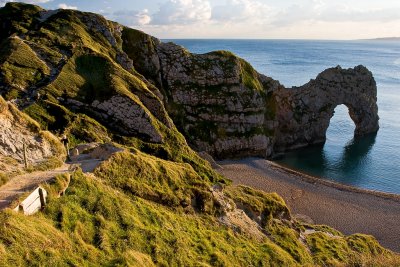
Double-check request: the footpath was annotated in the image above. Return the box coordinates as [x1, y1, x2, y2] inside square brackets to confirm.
[0, 151, 105, 210]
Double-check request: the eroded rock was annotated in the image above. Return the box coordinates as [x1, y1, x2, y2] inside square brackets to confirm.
[156, 47, 379, 157]
[273, 65, 379, 153]
[0, 97, 64, 166]
[91, 95, 163, 143]
[122, 31, 378, 158]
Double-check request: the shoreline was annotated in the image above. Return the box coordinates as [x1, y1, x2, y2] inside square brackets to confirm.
[268, 160, 400, 202]
[217, 157, 400, 252]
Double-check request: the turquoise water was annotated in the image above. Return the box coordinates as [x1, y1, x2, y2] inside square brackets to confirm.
[167, 39, 400, 194]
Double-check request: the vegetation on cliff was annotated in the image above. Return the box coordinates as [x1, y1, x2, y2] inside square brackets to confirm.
[0, 3, 397, 266]
[2, 155, 399, 266]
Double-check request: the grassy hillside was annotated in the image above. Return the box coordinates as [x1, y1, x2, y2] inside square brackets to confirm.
[2, 153, 399, 266]
[0, 3, 399, 266]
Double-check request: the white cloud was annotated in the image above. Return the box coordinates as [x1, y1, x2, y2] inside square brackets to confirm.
[319, 6, 400, 23]
[113, 9, 151, 26]
[130, 0, 270, 27]
[58, 3, 77, 10]
[212, 0, 271, 24]
[271, 0, 324, 27]
[272, 0, 400, 27]
[151, 0, 212, 25]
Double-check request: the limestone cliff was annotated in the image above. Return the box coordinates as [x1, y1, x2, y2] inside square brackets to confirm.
[123, 32, 379, 158]
[0, 3, 172, 145]
[0, 96, 64, 176]
[0, 2, 379, 161]
[273, 65, 379, 153]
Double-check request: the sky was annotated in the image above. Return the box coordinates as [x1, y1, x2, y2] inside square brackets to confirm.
[1, 0, 400, 39]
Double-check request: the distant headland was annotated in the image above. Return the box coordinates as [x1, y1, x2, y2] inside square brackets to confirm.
[367, 37, 400, 41]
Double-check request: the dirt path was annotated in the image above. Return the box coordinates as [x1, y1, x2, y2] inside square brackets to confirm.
[0, 158, 104, 210]
[0, 164, 70, 210]
[218, 157, 400, 252]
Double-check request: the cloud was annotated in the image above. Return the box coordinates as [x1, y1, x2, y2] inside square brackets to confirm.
[212, 0, 271, 23]
[272, 0, 400, 27]
[130, 0, 273, 38]
[151, 0, 212, 25]
[271, 0, 324, 27]
[0, 0, 51, 7]
[58, 3, 77, 10]
[130, 0, 270, 26]
[113, 9, 151, 26]
[319, 5, 400, 23]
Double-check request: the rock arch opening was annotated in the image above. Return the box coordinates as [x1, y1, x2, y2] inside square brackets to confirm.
[322, 104, 377, 178]
[326, 104, 356, 146]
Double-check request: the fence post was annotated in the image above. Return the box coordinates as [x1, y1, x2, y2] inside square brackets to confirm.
[23, 142, 28, 169]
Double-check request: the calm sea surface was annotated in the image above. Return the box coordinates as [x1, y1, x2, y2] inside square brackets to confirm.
[166, 39, 400, 194]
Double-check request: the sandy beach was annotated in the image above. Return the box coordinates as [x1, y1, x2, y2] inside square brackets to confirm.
[217, 157, 400, 252]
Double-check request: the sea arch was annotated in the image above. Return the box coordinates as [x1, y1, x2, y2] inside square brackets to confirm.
[272, 65, 379, 154]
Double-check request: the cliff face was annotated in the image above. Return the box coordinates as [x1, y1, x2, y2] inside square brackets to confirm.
[121, 31, 280, 159]
[0, 3, 379, 159]
[0, 3, 172, 146]
[156, 43, 277, 158]
[123, 31, 379, 158]
[0, 96, 64, 178]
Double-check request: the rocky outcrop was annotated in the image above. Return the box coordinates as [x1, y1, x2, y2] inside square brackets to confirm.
[91, 96, 163, 143]
[0, 97, 64, 167]
[121, 36, 282, 158]
[0, 3, 379, 159]
[272, 65, 379, 153]
[122, 33, 379, 158]
[211, 185, 265, 241]
[63, 95, 164, 143]
[155, 44, 276, 158]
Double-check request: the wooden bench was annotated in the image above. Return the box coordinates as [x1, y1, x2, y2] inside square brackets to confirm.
[13, 187, 47, 215]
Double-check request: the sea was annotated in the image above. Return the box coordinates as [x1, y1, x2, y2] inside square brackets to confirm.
[166, 39, 400, 195]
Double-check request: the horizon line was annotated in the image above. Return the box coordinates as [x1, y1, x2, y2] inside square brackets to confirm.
[160, 37, 400, 41]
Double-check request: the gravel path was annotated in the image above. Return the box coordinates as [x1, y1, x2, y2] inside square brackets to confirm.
[0, 164, 70, 210]
[218, 157, 400, 252]
[0, 158, 103, 210]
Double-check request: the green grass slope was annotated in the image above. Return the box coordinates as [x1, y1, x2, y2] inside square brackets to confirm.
[0, 3, 399, 266]
[0, 2, 170, 144]
[2, 154, 399, 266]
